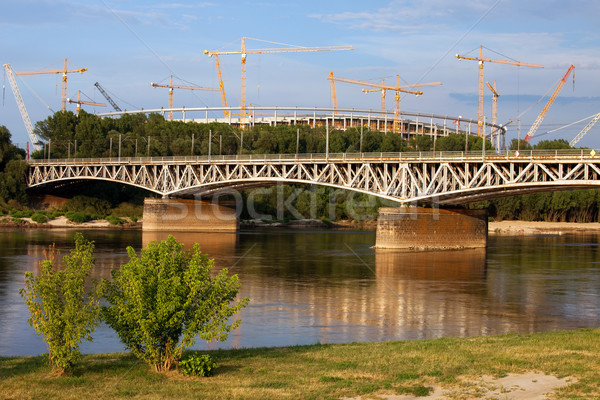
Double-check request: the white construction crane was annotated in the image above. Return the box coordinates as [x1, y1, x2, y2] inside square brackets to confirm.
[570, 113, 600, 146]
[3, 64, 42, 151]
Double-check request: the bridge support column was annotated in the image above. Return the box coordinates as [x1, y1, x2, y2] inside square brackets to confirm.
[375, 207, 487, 250]
[142, 198, 238, 232]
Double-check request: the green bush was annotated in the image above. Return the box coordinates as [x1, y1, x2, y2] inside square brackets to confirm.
[10, 209, 32, 218]
[106, 215, 123, 225]
[31, 212, 48, 224]
[66, 211, 89, 223]
[62, 195, 112, 216]
[19, 234, 102, 375]
[111, 202, 143, 219]
[179, 354, 217, 377]
[130, 216, 138, 223]
[102, 236, 249, 372]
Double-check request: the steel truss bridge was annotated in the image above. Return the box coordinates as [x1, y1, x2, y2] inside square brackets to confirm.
[27, 149, 600, 204]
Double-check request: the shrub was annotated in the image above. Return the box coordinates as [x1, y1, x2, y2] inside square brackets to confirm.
[111, 202, 143, 219]
[106, 215, 123, 225]
[19, 233, 102, 375]
[179, 354, 218, 377]
[130, 216, 138, 223]
[10, 209, 32, 218]
[65, 211, 89, 224]
[31, 212, 48, 224]
[102, 236, 249, 372]
[62, 195, 111, 216]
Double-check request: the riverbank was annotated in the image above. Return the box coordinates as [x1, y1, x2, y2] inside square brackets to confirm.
[0, 215, 141, 230]
[489, 220, 600, 235]
[0, 328, 597, 399]
[2, 214, 600, 235]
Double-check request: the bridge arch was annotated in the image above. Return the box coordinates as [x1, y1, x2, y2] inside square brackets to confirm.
[27, 150, 600, 205]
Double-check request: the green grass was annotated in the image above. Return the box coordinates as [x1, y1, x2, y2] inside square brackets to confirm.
[1, 329, 599, 399]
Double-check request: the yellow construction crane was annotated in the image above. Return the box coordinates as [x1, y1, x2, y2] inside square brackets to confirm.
[486, 81, 500, 135]
[204, 37, 354, 122]
[524, 65, 575, 142]
[15, 58, 87, 111]
[150, 75, 217, 121]
[361, 77, 387, 116]
[67, 90, 106, 115]
[328, 72, 442, 133]
[456, 46, 543, 137]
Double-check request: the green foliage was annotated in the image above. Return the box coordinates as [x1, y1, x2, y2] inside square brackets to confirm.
[102, 236, 249, 372]
[508, 138, 533, 151]
[111, 202, 143, 218]
[31, 212, 48, 224]
[10, 209, 33, 218]
[106, 215, 123, 225]
[179, 354, 218, 377]
[19, 233, 102, 375]
[65, 211, 90, 223]
[62, 195, 111, 216]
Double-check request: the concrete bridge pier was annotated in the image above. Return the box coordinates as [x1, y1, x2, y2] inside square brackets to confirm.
[142, 198, 238, 232]
[375, 207, 488, 250]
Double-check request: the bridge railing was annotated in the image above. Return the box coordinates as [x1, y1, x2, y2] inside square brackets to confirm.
[27, 149, 598, 165]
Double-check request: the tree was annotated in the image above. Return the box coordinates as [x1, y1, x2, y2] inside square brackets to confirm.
[102, 236, 249, 372]
[19, 233, 102, 375]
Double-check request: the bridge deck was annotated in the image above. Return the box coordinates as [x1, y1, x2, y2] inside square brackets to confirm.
[28, 149, 600, 204]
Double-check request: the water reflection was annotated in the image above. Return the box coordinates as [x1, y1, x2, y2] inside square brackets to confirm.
[1, 229, 600, 356]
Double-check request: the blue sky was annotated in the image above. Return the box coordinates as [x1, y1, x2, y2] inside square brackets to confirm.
[1, 0, 599, 148]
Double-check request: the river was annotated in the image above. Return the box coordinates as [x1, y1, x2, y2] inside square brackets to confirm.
[1, 228, 599, 356]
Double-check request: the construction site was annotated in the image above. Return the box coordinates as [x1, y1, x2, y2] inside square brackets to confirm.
[3, 39, 598, 153]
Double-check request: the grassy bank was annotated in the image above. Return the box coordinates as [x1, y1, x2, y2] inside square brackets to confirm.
[1, 329, 599, 399]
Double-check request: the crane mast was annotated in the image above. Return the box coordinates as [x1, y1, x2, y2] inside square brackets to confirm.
[456, 46, 543, 137]
[205, 37, 354, 125]
[328, 72, 441, 133]
[524, 65, 575, 142]
[150, 75, 217, 121]
[3, 64, 41, 151]
[67, 91, 106, 115]
[94, 82, 121, 111]
[15, 58, 87, 111]
[569, 113, 600, 147]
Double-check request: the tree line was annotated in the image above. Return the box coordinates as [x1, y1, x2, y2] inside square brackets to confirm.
[31, 110, 494, 159]
[2, 110, 600, 223]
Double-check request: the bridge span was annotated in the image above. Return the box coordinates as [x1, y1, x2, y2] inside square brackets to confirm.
[27, 149, 600, 205]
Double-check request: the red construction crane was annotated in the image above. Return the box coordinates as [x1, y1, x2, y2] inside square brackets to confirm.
[524, 65, 575, 142]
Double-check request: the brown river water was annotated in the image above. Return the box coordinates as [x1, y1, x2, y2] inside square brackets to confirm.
[1, 228, 599, 356]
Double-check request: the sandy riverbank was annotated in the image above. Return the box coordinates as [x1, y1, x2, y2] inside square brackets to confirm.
[0, 216, 141, 229]
[489, 220, 600, 235]
[3, 215, 600, 235]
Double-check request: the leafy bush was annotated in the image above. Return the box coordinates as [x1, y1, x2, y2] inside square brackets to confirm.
[19, 234, 102, 375]
[130, 216, 138, 223]
[111, 202, 143, 219]
[10, 209, 32, 218]
[179, 354, 217, 377]
[62, 195, 111, 216]
[106, 215, 123, 225]
[102, 236, 249, 372]
[31, 212, 48, 224]
[65, 211, 89, 224]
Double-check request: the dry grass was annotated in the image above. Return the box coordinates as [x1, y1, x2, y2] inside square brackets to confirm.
[1, 328, 599, 399]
